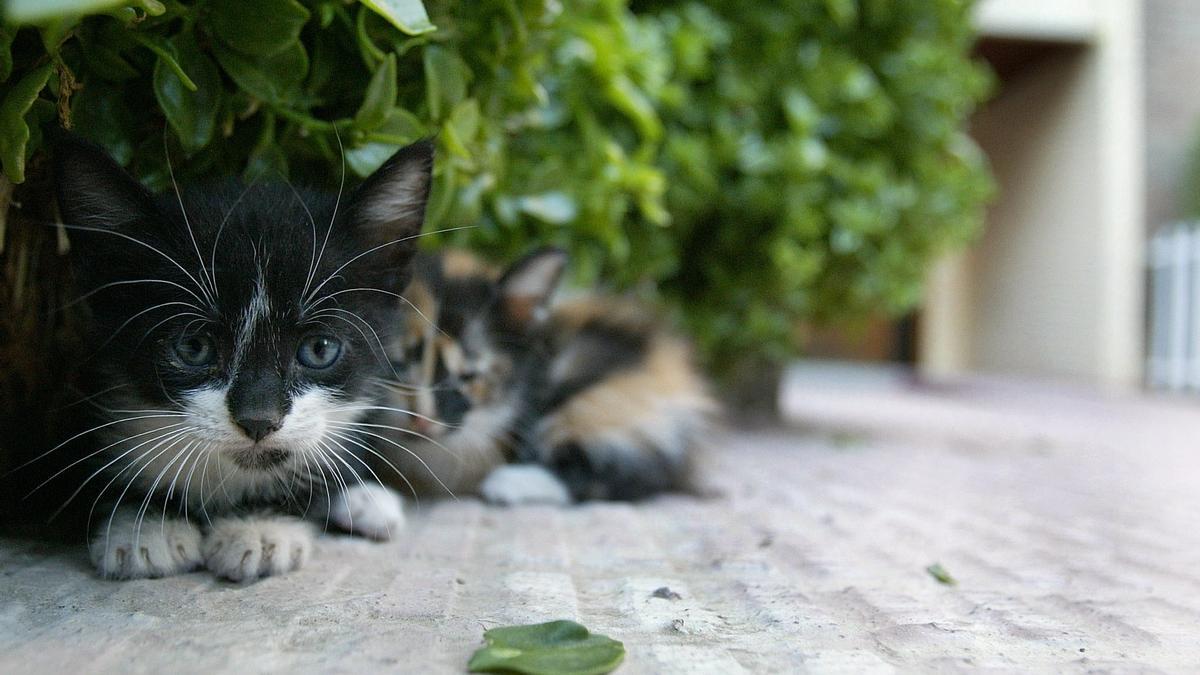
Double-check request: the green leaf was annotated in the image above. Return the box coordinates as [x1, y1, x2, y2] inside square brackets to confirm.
[0, 27, 13, 83]
[0, 62, 52, 183]
[516, 192, 577, 224]
[358, 0, 435, 36]
[39, 17, 78, 55]
[71, 81, 136, 165]
[82, 39, 140, 81]
[3, 0, 125, 24]
[207, 0, 310, 57]
[245, 116, 288, 182]
[345, 142, 394, 178]
[354, 52, 396, 131]
[212, 40, 308, 105]
[346, 108, 423, 176]
[22, 97, 55, 174]
[448, 98, 479, 143]
[132, 33, 196, 91]
[138, 0, 165, 16]
[467, 620, 625, 675]
[423, 44, 467, 121]
[824, 0, 858, 28]
[153, 33, 222, 151]
[926, 563, 957, 586]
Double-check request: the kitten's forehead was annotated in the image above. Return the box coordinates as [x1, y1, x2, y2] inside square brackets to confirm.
[171, 184, 363, 316]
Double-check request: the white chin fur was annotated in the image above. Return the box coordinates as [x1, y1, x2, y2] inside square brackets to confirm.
[114, 386, 372, 512]
[479, 464, 571, 506]
[329, 483, 405, 540]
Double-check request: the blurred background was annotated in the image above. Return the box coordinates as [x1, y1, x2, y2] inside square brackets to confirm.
[0, 0, 1194, 427]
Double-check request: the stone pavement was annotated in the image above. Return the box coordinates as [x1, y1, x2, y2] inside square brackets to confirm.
[2, 373, 1199, 673]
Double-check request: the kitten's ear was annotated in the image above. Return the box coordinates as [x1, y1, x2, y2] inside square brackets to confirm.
[54, 134, 158, 230]
[497, 247, 568, 326]
[342, 139, 433, 272]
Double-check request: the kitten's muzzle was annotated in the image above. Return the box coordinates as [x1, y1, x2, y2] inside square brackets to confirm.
[230, 446, 289, 470]
[227, 368, 290, 443]
[236, 416, 281, 443]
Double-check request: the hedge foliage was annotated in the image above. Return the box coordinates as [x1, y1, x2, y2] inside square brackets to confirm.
[0, 0, 992, 373]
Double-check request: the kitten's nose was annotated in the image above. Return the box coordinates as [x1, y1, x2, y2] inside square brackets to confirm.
[236, 417, 281, 443]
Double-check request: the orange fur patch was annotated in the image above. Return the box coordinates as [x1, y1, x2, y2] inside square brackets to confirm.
[441, 249, 498, 280]
[539, 334, 715, 450]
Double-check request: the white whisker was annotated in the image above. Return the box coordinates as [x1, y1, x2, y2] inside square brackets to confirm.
[323, 433, 398, 536]
[309, 286, 449, 339]
[333, 403, 462, 429]
[164, 132, 217, 302]
[311, 307, 401, 379]
[59, 278, 207, 313]
[210, 177, 259, 294]
[303, 225, 478, 308]
[54, 223, 214, 310]
[27, 423, 189, 497]
[327, 424, 457, 498]
[326, 429, 420, 505]
[303, 126, 345, 300]
[133, 438, 198, 552]
[11, 414, 190, 474]
[97, 429, 191, 561]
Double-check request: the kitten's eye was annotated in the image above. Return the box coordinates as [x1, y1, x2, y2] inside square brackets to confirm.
[297, 335, 343, 369]
[175, 334, 216, 368]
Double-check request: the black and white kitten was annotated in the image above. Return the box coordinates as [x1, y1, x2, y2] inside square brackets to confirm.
[33, 135, 430, 580]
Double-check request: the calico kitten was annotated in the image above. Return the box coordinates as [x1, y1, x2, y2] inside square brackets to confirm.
[372, 248, 715, 505]
[23, 135, 429, 580]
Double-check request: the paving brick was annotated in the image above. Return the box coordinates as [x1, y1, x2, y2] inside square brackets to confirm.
[2, 381, 1200, 672]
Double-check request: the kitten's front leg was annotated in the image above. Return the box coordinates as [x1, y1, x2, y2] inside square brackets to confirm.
[328, 483, 405, 540]
[202, 515, 313, 582]
[89, 507, 204, 579]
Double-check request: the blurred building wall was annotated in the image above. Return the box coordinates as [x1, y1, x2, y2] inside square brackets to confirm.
[1145, 0, 1200, 227]
[920, 0, 1145, 387]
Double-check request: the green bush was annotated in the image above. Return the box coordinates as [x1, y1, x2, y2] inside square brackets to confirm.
[0, 0, 992, 375]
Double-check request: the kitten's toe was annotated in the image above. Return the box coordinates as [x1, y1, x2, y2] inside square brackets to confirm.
[203, 516, 313, 582]
[479, 464, 571, 506]
[329, 483, 405, 540]
[89, 510, 203, 580]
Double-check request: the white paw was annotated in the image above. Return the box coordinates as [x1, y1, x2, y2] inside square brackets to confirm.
[329, 483, 405, 540]
[89, 509, 203, 580]
[479, 464, 571, 506]
[202, 516, 313, 582]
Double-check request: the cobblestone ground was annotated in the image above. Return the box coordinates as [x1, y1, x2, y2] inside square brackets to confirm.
[1, 378, 1199, 673]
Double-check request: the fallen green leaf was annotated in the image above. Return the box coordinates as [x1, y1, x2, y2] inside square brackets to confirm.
[468, 620, 625, 675]
[926, 563, 956, 586]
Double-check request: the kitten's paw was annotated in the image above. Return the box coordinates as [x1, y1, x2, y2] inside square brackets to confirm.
[89, 510, 203, 580]
[329, 483, 405, 540]
[202, 516, 313, 582]
[479, 464, 571, 506]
